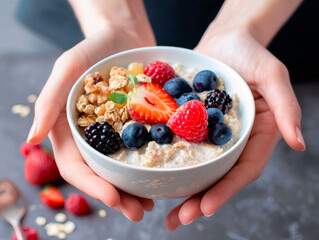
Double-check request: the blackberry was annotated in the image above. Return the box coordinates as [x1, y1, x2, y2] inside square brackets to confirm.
[205, 89, 233, 114]
[84, 121, 122, 155]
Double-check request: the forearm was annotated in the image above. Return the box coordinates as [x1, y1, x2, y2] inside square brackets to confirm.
[208, 0, 303, 46]
[68, 0, 154, 39]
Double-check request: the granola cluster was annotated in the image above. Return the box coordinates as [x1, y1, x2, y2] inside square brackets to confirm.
[76, 68, 132, 131]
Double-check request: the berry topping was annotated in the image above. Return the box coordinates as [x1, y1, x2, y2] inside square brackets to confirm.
[208, 123, 232, 145]
[205, 89, 233, 114]
[122, 123, 149, 149]
[207, 108, 224, 126]
[149, 124, 174, 144]
[168, 100, 209, 142]
[40, 185, 65, 209]
[12, 227, 38, 240]
[177, 92, 201, 106]
[193, 70, 218, 93]
[129, 82, 178, 124]
[66, 193, 91, 216]
[163, 77, 192, 98]
[127, 62, 144, 76]
[20, 142, 41, 157]
[144, 61, 176, 86]
[24, 150, 61, 185]
[84, 121, 122, 155]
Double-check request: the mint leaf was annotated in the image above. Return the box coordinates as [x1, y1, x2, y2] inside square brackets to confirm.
[128, 74, 138, 85]
[109, 92, 128, 104]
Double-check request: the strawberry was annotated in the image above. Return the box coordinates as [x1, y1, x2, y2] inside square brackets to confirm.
[40, 185, 65, 208]
[168, 100, 209, 142]
[12, 227, 38, 240]
[66, 193, 91, 216]
[144, 61, 176, 86]
[20, 142, 41, 157]
[24, 149, 62, 185]
[129, 82, 178, 124]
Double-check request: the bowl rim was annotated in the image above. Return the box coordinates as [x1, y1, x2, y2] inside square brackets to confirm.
[66, 46, 255, 173]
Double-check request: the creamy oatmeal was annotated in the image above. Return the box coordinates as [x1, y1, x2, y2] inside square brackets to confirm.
[76, 61, 242, 169]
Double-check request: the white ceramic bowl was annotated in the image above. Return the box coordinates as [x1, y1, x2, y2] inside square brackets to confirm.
[66, 46, 255, 199]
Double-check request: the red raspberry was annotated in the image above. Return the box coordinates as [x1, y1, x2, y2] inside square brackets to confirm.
[24, 150, 62, 185]
[12, 227, 38, 240]
[168, 100, 209, 142]
[66, 193, 91, 216]
[20, 142, 41, 157]
[144, 61, 176, 87]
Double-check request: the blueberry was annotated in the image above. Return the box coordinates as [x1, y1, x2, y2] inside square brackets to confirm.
[177, 92, 201, 106]
[208, 123, 232, 145]
[193, 70, 218, 93]
[207, 108, 224, 127]
[121, 123, 149, 149]
[149, 124, 174, 144]
[163, 77, 192, 98]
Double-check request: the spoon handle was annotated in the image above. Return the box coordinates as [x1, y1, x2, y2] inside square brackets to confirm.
[12, 221, 26, 240]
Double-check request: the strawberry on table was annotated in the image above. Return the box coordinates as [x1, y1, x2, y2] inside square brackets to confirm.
[168, 100, 209, 142]
[129, 82, 178, 124]
[40, 185, 65, 209]
[144, 61, 176, 86]
[12, 227, 39, 240]
[66, 193, 91, 216]
[24, 149, 62, 185]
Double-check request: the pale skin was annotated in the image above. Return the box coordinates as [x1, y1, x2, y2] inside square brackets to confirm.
[27, 0, 306, 230]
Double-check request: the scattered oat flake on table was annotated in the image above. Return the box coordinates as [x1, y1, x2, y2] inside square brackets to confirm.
[27, 94, 37, 103]
[63, 221, 76, 234]
[57, 231, 67, 239]
[11, 104, 30, 117]
[55, 213, 67, 222]
[35, 216, 47, 226]
[98, 209, 107, 218]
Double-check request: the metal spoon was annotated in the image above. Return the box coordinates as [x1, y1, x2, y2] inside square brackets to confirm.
[0, 179, 26, 240]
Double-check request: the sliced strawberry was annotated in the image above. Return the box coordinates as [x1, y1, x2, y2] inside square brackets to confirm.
[129, 82, 178, 124]
[40, 185, 65, 209]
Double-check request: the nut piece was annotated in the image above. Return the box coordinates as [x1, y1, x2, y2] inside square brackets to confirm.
[76, 95, 89, 113]
[109, 66, 128, 90]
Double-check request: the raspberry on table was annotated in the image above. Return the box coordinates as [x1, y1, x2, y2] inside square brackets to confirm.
[84, 121, 122, 155]
[144, 61, 176, 86]
[168, 100, 209, 142]
[12, 227, 38, 240]
[205, 89, 233, 114]
[66, 193, 91, 216]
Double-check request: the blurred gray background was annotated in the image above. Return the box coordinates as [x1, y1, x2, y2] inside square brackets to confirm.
[0, 1, 318, 240]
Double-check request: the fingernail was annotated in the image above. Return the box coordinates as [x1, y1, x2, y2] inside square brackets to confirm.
[27, 121, 38, 143]
[204, 212, 215, 217]
[114, 205, 132, 221]
[295, 126, 306, 151]
[182, 219, 194, 225]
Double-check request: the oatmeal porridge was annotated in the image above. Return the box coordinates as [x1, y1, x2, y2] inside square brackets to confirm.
[76, 61, 242, 168]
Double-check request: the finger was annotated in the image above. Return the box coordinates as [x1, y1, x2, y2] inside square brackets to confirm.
[200, 110, 279, 216]
[136, 197, 154, 212]
[49, 113, 120, 208]
[114, 191, 145, 222]
[178, 194, 203, 225]
[256, 56, 305, 151]
[165, 205, 182, 231]
[27, 43, 90, 145]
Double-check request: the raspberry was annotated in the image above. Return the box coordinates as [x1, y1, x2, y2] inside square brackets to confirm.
[12, 227, 38, 240]
[168, 100, 209, 142]
[205, 89, 233, 114]
[144, 61, 176, 86]
[66, 193, 91, 216]
[20, 142, 41, 157]
[84, 121, 122, 155]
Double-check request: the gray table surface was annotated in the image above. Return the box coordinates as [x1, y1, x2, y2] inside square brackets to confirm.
[0, 52, 318, 240]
